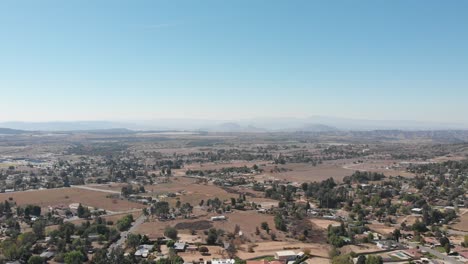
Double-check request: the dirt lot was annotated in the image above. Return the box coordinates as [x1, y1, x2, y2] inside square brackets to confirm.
[211, 210, 284, 242]
[342, 160, 415, 177]
[309, 218, 342, 230]
[255, 163, 352, 183]
[451, 213, 468, 232]
[133, 209, 282, 242]
[236, 241, 331, 259]
[0, 188, 145, 212]
[147, 177, 237, 205]
[178, 245, 227, 261]
[340, 243, 382, 254]
[368, 223, 395, 235]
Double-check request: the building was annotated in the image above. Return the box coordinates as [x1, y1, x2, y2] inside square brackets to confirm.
[211, 216, 226, 221]
[174, 242, 187, 252]
[275, 251, 297, 262]
[212, 259, 235, 264]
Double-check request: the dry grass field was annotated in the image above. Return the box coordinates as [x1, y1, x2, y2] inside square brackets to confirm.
[340, 243, 382, 254]
[367, 223, 395, 235]
[133, 210, 280, 242]
[255, 163, 351, 183]
[451, 213, 468, 232]
[342, 160, 415, 177]
[236, 241, 331, 259]
[309, 218, 342, 230]
[0, 188, 145, 212]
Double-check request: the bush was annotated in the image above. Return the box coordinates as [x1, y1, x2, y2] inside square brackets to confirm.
[164, 227, 178, 240]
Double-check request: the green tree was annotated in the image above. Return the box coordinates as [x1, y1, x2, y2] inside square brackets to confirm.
[356, 255, 366, 264]
[126, 233, 141, 249]
[164, 227, 178, 240]
[64, 250, 85, 264]
[32, 220, 46, 239]
[28, 255, 45, 264]
[393, 229, 401, 242]
[332, 254, 353, 264]
[206, 228, 219, 245]
[365, 255, 383, 264]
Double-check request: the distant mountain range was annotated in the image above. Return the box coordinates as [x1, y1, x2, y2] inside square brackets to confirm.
[0, 116, 467, 132]
[0, 127, 27, 134]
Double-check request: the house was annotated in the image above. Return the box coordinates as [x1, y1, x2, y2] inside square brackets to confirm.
[411, 208, 423, 214]
[88, 233, 101, 241]
[275, 251, 297, 262]
[404, 248, 422, 260]
[40, 251, 55, 260]
[174, 242, 187, 252]
[212, 259, 235, 264]
[135, 244, 154, 258]
[376, 240, 398, 249]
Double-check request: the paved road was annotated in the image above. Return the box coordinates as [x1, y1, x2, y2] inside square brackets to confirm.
[71, 185, 121, 194]
[408, 242, 463, 264]
[108, 212, 147, 252]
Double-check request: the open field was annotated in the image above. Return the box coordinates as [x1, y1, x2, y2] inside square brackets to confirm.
[236, 241, 331, 259]
[451, 213, 468, 232]
[0, 188, 145, 212]
[340, 243, 382, 254]
[133, 209, 282, 242]
[309, 218, 342, 230]
[368, 223, 395, 235]
[342, 160, 416, 177]
[255, 163, 351, 182]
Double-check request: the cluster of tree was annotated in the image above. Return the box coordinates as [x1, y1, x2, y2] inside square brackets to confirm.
[205, 228, 223, 245]
[343, 171, 385, 184]
[302, 178, 349, 208]
[327, 223, 348, 247]
[121, 184, 146, 197]
[265, 184, 297, 201]
[116, 214, 134, 231]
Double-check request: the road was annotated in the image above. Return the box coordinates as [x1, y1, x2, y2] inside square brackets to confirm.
[71, 185, 121, 194]
[408, 242, 463, 264]
[64, 208, 142, 222]
[108, 212, 147, 252]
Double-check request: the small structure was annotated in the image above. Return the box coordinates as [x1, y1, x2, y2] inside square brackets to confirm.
[376, 240, 398, 250]
[411, 208, 423, 214]
[174, 242, 187, 252]
[135, 244, 154, 258]
[40, 251, 55, 260]
[275, 251, 297, 262]
[211, 215, 226, 221]
[212, 259, 235, 264]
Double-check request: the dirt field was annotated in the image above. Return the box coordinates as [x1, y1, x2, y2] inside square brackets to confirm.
[342, 160, 415, 177]
[211, 210, 283, 242]
[0, 188, 145, 212]
[451, 213, 468, 232]
[255, 163, 351, 183]
[146, 177, 236, 205]
[236, 241, 331, 259]
[309, 218, 342, 230]
[178, 245, 228, 261]
[133, 209, 281, 242]
[340, 243, 382, 254]
[396, 215, 421, 226]
[368, 223, 395, 235]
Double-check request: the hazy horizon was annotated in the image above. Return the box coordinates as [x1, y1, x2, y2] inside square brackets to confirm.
[1, 1, 468, 124]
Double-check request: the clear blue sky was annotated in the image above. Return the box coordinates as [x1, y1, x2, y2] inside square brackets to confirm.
[1, 0, 467, 123]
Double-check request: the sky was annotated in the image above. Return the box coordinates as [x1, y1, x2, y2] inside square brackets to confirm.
[0, 0, 467, 123]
